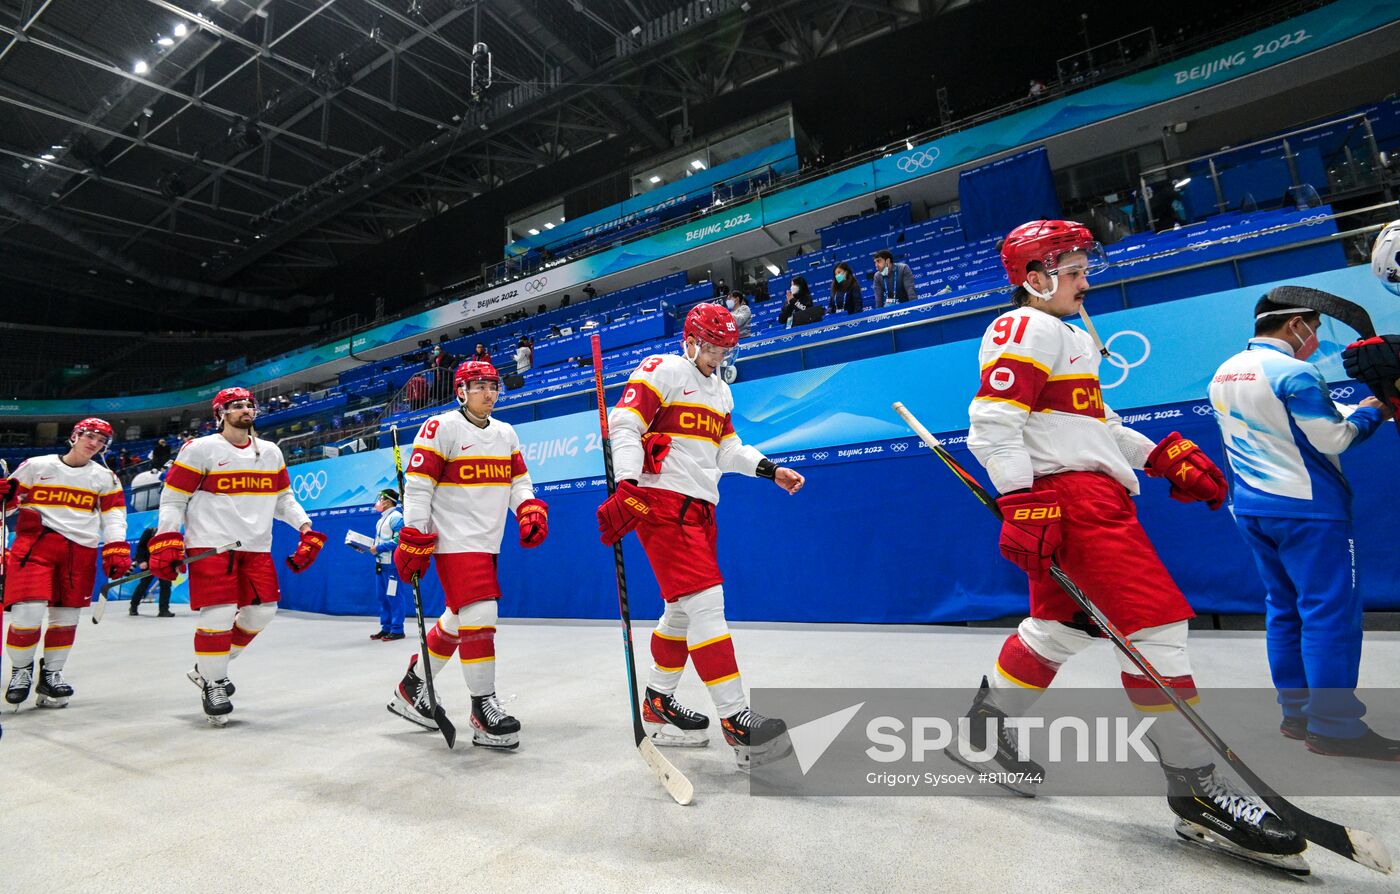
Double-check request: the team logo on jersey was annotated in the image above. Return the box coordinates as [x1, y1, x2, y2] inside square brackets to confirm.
[26, 485, 98, 512]
[445, 456, 513, 486]
[988, 367, 1016, 391]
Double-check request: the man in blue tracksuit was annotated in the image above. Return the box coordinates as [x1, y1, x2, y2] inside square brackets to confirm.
[371, 489, 405, 641]
[1210, 293, 1398, 760]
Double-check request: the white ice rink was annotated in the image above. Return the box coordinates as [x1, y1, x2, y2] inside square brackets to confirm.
[3, 610, 1397, 893]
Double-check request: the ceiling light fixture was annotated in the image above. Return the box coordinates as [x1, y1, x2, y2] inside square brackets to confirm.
[133, 60, 149, 74]
[157, 36, 174, 46]
[648, 175, 661, 184]
[690, 159, 706, 170]
[173, 22, 188, 37]
[528, 228, 540, 235]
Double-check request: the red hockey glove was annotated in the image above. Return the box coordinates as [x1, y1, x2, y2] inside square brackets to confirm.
[996, 491, 1063, 579]
[641, 432, 672, 475]
[394, 526, 437, 581]
[147, 532, 186, 581]
[597, 481, 652, 546]
[516, 498, 549, 548]
[285, 529, 327, 573]
[1145, 432, 1227, 510]
[1, 476, 18, 509]
[101, 541, 132, 580]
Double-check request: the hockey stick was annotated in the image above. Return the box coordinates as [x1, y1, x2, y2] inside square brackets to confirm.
[1, 458, 9, 606]
[1075, 303, 1111, 359]
[390, 424, 456, 749]
[93, 541, 241, 625]
[891, 401, 1393, 874]
[590, 335, 694, 806]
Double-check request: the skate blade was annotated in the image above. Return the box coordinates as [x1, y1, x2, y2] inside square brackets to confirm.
[1174, 819, 1310, 876]
[35, 695, 69, 709]
[386, 696, 439, 730]
[728, 733, 795, 772]
[945, 745, 1039, 798]
[471, 731, 520, 750]
[205, 714, 229, 727]
[645, 720, 710, 748]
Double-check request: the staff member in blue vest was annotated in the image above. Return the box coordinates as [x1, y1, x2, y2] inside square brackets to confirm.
[370, 488, 406, 641]
[1209, 289, 1397, 760]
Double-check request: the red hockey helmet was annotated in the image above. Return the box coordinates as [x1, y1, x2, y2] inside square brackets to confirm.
[70, 417, 114, 447]
[1000, 219, 1108, 290]
[453, 360, 500, 390]
[683, 302, 740, 349]
[212, 386, 257, 421]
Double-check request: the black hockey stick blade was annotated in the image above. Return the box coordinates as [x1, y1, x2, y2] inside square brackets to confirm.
[894, 401, 1394, 875]
[1265, 286, 1376, 338]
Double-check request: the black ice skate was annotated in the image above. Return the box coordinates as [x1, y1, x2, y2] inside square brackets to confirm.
[187, 665, 235, 697]
[386, 653, 439, 730]
[5, 663, 33, 707]
[470, 693, 520, 749]
[34, 658, 73, 708]
[642, 687, 710, 747]
[201, 678, 233, 727]
[1280, 716, 1307, 740]
[1164, 763, 1308, 875]
[946, 676, 1045, 797]
[1305, 728, 1400, 762]
[721, 708, 791, 771]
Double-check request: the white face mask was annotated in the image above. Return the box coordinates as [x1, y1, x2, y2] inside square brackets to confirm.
[1293, 319, 1320, 361]
[726, 298, 737, 310]
[789, 284, 799, 296]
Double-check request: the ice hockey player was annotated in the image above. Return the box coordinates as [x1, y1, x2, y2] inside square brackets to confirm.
[1211, 289, 1398, 760]
[596, 303, 805, 771]
[149, 388, 326, 726]
[959, 219, 1307, 873]
[3, 418, 129, 709]
[386, 360, 548, 749]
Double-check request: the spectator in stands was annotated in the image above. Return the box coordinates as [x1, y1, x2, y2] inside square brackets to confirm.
[513, 338, 533, 377]
[725, 291, 753, 336]
[549, 324, 563, 338]
[129, 527, 173, 617]
[117, 448, 130, 468]
[1028, 79, 1046, 97]
[582, 283, 597, 299]
[474, 343, 492, 364]
[778, 276, 817, 328]
[405, 372, 428, 410]
[872, 250, 916, 306]
[151, 437, 171, 468]
[829, 262, 864, 315]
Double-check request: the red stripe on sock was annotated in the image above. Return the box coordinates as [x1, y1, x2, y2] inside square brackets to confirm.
[651, 632, 689, 670]
[689, 635, 738, 684]
[458, 626, 496, 662]
[43, 625, 76, 650]
[996, 633, 1060, 689]
[1121, 672, 1198, 708]
[194, 629, 233, 655]
[6, 626, 41, 649]
[426, 623, 459, 659]
[231, 626, 257, 649]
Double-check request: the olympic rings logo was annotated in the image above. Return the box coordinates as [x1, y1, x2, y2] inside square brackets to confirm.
[1330, 386, 1355, 400]
[813, 451, 829, 461]
[1192, 404, 1216, 416]
[895, 148, 941, 173]
[891, 442, 909, 452]
[524, 277, 550, 293]
[293, 470, 327, 501]
[1099, 330, 1151, 390]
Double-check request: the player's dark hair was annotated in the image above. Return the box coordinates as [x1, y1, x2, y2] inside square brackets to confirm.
[873, 249, 894, 263]
[1253, 295, 1320, 337]
[1010, 261, 1048, 307]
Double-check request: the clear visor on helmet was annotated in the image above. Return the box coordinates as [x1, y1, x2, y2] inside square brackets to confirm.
[73, 428, 111, 449]
[1039, 243, 1110, 279]
[688, 338, 736, 364]
[461, 379, 501, 396]
[221, 399, 258, 418]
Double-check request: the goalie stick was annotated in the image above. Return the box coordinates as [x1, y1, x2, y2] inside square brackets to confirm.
[892, 400, 1393, 876]
[590, 335, 695, 806]
[390, 424, 457, 749]
[92, 541, 242, 624]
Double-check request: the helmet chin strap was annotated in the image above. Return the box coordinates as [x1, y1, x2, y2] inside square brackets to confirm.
[682, 338, 702, 367]
[1022, 272, 1058, 303]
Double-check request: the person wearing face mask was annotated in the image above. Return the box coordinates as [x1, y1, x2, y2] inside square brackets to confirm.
[777, 275, 816, 328]
[829, 262, 863, 315]
[724, 290, 752, 336]
[872, 249, 916, 307]
[1209, 292, 1397, 761]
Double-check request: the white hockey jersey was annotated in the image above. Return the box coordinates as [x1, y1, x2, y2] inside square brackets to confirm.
[609, 353, 765, 505]
[157, 434, 310, 552]
[4, 454, 126, 548]
[403, 409, 536, 554]
[967, 306, 1154, 495]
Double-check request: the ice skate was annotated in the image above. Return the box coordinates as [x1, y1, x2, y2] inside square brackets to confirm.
[386, 653, 439, 730]
[201, 678, 233, 727]
[470, 693, 520, 749]
[721, 708, 790, 771]
[642, 686, 710, 747]
[1165, 763, 1308, 875]
[187, 664, 235, 697]
[34, 658, 73, 708]
[947, 676, 1045, 797]
[5, 664, 34, 707]
[1305, 728, 1400, 762]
